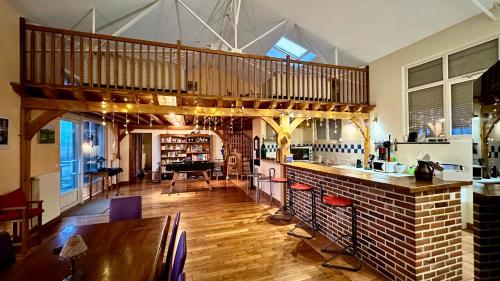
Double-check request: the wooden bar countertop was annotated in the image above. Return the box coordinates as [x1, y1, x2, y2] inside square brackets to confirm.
[282, 162, 471, 193]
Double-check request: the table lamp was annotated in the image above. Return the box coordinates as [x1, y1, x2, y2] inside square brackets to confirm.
[59, 235, 87, 281]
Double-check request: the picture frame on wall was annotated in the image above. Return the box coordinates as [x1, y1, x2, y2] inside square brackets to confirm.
[0, 117, 8, 148]
[38, 124, 55, 144]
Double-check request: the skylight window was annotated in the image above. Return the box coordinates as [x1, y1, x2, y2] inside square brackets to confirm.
[267, 37, 316, 62]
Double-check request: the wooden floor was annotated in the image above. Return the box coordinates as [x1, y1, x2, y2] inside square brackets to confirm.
[33, 179, 473, 281]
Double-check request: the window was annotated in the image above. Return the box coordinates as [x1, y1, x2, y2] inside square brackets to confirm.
[451, 81, 473, 135]
[315, 119, 327, 140]
[408, 58, 443, 89]
[328, 120, 342, 141]
[60, 120, 78, 193]
[406, 38, 499, 137]
[267, 37, 316, 62]
[315, 119, 342, 141]
[408, 85, 444, 137]
[82, 121, 105, 184]
[448, 39, 498, 78]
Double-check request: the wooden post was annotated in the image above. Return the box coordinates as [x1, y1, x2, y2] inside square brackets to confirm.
[365, 65, 370, 105]
[20, 108, 32, 199]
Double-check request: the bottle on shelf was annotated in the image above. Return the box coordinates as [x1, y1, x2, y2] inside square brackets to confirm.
[260, 136, 267, 159]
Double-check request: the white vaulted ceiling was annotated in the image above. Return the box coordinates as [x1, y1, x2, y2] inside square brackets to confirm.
[8, 0, 497, 66]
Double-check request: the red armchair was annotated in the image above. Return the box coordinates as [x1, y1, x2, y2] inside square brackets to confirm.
[0, 188, 44, 254]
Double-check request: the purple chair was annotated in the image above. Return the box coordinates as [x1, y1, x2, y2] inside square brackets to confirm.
[176, 272, 185, 281]
[170, 231, 187, 281]
[108, 196, 142, 223]
[163, 212, 180, 280]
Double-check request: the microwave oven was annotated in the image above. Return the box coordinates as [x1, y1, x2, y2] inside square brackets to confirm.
[373, 160, 398, 173]
[291, 146, 313, 161]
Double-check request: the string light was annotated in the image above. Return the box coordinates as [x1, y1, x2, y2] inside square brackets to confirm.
[102, 111, 106, 126]
[112, 111, 115, 127]
[150, 114, 153, 127]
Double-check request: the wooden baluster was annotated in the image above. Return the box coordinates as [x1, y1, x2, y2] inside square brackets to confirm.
[169, 47, 173, 94]
[155, 46, 159, 92]
[365, 65, 370, 104]
[206, 53, 209, 96]
[88, 38, 93, 87]
[185, 49, 188, 93]
[29, 30, 35, 82]
[146, 45, 150, 91]
[198, 52, 202, 96]
[114, 41, 118, 89]
[247, 57, 250, 97]
[329, 67, 333, 102]
[70, 35, 74, 86]
[211, 54, 215, 97]
[301, 64, 305, 100]
[138, 44, 143, 90]
[264, 60, 268, 99]
[192, 50, 196, 95]
[79, 37, 83, 86]
[306, 64, 309, 100]
[105, 40, 110, 88]
[230, 56, 234, 97]
[236, 57, 240, 98]
[286, 56, 291, 100]
[218, 55, 221, 97]
[291, 62, 295, 101]
[131, 43, 135, 90]
[161, 47, 165, 93]
[321, 67, 325, 102]
[97, 38, 101, 87]
[20, 18, 27, 84]
[60, 33, 65, 86]
[51, 33, 56, 85]
[122, 42, 127, 89]
[41, 32, 46, 84]
[224, 55, 227, 97]
[316, 65, 320, 102]
[253, 58, 256, 98]
[274, 61, 278, 99]
[176, 40, 181, 94]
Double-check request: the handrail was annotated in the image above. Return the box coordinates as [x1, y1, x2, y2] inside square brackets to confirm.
[20, 17, 370, 105]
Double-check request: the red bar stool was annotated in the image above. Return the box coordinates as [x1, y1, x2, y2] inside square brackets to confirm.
[287, 180, 319, 239]
[268, 168, 292, 220]
[319, 185, 361, 271]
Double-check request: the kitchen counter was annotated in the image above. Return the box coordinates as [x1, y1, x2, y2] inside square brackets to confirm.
[282, 162, 471, 193]
[282, 161, 469, 281]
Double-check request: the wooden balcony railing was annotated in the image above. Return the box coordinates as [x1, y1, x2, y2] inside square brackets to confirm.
[20, 18, 369, 105]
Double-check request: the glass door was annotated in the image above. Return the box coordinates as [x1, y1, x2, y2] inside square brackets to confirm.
[60, 120, 79, 193]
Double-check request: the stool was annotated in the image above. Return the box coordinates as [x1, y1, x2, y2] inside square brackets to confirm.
[226, 155, 239, 180]
[246, 168, 262, 195]
[287, 181, 319, 239]
[319, 185, 361, 271]
[256, 168, 285, 207]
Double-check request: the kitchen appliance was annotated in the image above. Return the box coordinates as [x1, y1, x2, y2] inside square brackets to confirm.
[473, 165, 483, 179]
[367, 154, 375, 170]
[435, 163, 469, 181]
[373, 160, 398, 173]
[377, 146, 387, 160]
[356, 159, 362, 168]
[415, 160, 434, 181]
[415, 160, 443, 181]
[291, 146, 313, 161]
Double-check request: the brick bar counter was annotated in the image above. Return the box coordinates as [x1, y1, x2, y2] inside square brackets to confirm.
[283, 162, 471, 281]
[473, 184, 500, 281]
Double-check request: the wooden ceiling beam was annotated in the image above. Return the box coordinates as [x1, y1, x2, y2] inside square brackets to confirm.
[21, 97, 370, 120]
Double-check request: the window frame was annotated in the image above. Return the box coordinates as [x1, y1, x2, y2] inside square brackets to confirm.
[403, 34, 500, 138]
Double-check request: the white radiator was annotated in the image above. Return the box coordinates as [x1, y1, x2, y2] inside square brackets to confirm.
[31, 172, 61, 225]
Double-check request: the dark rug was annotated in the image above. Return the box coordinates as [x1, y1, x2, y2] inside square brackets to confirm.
[64, 199, 110, 217]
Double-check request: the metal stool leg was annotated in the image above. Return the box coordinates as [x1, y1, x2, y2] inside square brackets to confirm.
[321, 205, 361, 271]
[269, 178, 273, 207]
[271, 180, 294, 221]
[287, 190, 319, 239]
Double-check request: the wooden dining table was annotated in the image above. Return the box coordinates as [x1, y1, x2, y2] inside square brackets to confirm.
[0, 216, 170, 281]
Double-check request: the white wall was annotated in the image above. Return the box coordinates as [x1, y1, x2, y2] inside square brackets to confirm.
[369, 8, 500, 141]
[367, 10, 500, 228]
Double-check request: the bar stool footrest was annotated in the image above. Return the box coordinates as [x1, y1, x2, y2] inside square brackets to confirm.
[322, 245, 362, 272]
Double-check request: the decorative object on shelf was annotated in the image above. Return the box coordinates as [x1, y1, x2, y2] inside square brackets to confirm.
[59, 234, 88, 281]
[260, 137, 267, 159]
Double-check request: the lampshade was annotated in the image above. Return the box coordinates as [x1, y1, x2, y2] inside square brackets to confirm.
[59, 235, 88, 259]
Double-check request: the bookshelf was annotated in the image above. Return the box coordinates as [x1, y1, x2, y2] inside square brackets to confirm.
[159, 133, 211, 179]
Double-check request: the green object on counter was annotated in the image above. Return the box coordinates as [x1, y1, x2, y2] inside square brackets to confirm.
[407, 166, 416, 175]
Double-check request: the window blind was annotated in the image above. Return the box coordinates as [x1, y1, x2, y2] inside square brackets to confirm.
[451, 81, 473, 135]
[448, 39, 498, 78]
[408, 58, 443, 89]
[408, 85, 444, 137]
